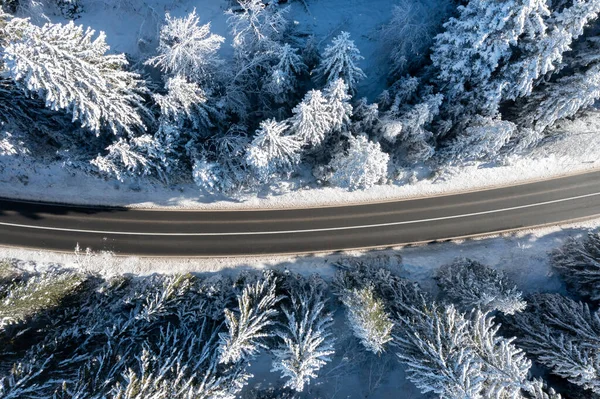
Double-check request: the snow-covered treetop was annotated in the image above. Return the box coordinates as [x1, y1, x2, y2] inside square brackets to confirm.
[324, 78, 353, 132]
[146, 10, 225, 84]
[289, 89, 333, 146]
[154, 75, 217, 130]
[2, 18, 149, 136]
[226, 0, 289, 57]
[246, 118, 301, 179]
[313, 31, 366, 93]
[327, 134, 389, 190]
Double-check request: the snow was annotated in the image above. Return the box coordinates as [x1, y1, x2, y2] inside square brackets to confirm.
[1, 111, 599, 208]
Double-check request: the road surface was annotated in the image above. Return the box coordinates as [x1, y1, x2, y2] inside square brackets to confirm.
[0, 171, 599, 256]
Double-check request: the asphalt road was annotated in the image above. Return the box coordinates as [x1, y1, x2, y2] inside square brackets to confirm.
[1, 171, 600, 256]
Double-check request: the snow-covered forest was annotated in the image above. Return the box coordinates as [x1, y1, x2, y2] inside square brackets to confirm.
[2, 231, 600, 398]
[1, 0, 600, 197]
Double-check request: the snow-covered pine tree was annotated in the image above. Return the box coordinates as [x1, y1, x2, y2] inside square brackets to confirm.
[550, 232, 600, 302]
[435, 258, 527, 315]
[264, 43, 307, 104]
[92, 135, 167, 182]
[507, 293, 600, 394]
[323, 78, 353, 133]
[326, 134, 389, 190]
[154, 75, 220, 131]
[394, 302, 483, 397]
[381, 0, 453, 78]
[445, 116, 517, 163]
[225, 0, 289, 118]
[340, 285, 393, 354]
[218, 276, 282, 365]
[193, 127, 251, 194]
[394, 302, 534, 398]
[469, 310, 533, 398]
[146, 10, 224, 84]
[352, 97, 380, 134]
[0, 271, 259, 399]
[227, 0, 288, 58]
[313, 31, 366, 93]
[430, 0, 550, 121]
[2, 18, 150, 137]
[503, 0, 600, 102]
[333, 255, 426, 319]
[381, 92, 441, 164]
[516, 64, 600, 134]
[289, 89, 333, 147]
[271, 279, 335, 392]
[246, 118, 301, 180]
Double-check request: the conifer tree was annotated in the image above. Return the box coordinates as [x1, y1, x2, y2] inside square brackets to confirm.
[313, 31, 366, 93]
[550, 232, 600, 302]
[272, 280, 335, 392]
[435, 258, 526, 315]
[218, 276, 282, 365]
[2, 18, 150, 136]
[246, 118, 301, 180]
[146, 10, 225, 84]
[264, 43, 307, 104]
[431, 0, 550, 120]
[327, 134, 389, 190]
[508, 293, 600, 394]
[324, 78, 353, 133]
[289, 89, 333, 146]
[340, 285, 394, 354]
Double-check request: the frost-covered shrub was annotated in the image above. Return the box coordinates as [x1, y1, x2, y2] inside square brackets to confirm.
[2, 17, 150, 136]
[326, 134, 389, 190]
[507, 293, 600, 394]
[313, 31, 366, 93]
[272, 276, 335, 392]
[435, 258, 527, 315]
[339, 285, 393, 354]
[550, 232, 600, 302]
[146, 10, 224, 84]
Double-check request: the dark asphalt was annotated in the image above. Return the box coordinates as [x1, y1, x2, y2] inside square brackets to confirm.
[1, 171, 600, 256]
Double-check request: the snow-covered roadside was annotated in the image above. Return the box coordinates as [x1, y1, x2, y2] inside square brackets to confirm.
[4, 216, 599, 296]
[1, 112, 599, 209]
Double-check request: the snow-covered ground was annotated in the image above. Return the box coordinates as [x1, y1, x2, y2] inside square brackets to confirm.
[1, 111, 599, 208]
